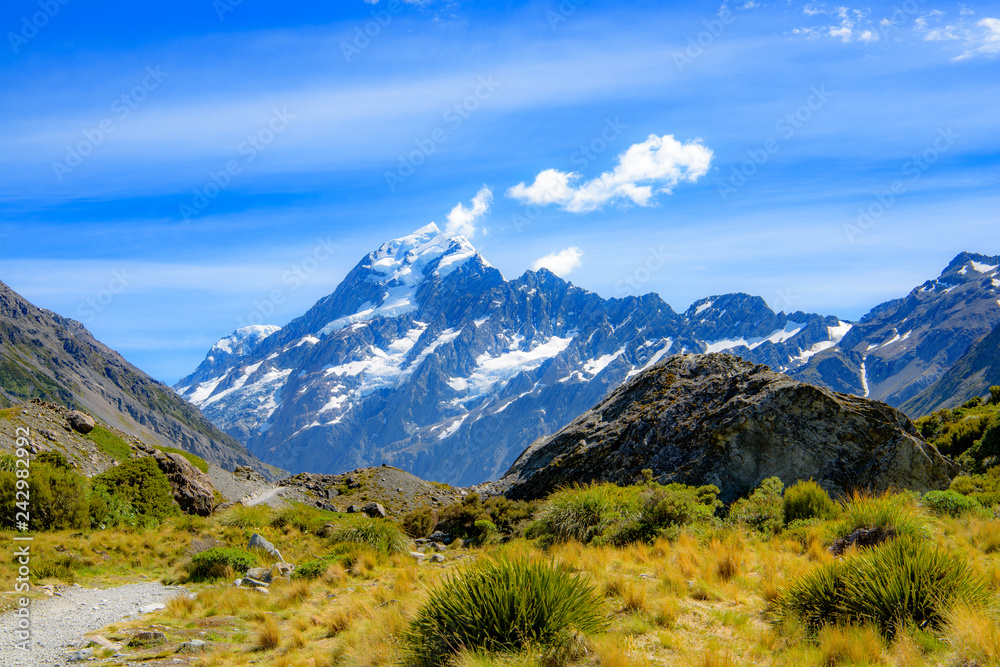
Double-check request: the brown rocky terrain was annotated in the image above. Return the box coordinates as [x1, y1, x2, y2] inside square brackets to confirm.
[497, 353, 959, 502]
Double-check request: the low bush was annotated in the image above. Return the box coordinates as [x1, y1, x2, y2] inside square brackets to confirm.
[529, 483, 640, 545]
[86, 425, 134, 461]
[727, 477, 784, 535]
[962, 422, 1000, 471]
[950, 468, 1000, 507]
[603, 483, 720, 545]
[92, 457, 178, 521]
[777, 537, 987, 637]
[922, 489, 985, 518]
[402, 505, 436, 538]
[188, 546, 257, 581]
[783, 479, 838, 525]
[404, 558, 607, 666]
[328, 518, 410, 555]
[0, 460, 90, 531]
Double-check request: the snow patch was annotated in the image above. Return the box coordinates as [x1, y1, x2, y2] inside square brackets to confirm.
[704, 321, 805, 353]
[970, 261, 999, 273]
[583, 348, 626, 376]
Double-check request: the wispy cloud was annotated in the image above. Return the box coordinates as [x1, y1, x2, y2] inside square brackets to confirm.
[507, 134, 712, 213]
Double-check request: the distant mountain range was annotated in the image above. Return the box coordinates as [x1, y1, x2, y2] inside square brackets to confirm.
[0, 279, 272, 477]
[175, 226, 1000, 485]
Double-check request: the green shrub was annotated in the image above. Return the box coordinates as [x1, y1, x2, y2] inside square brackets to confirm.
[783, 480, 838, 525]
[292, 557, 332, 580]
[991, 386, 1000, 405]
[188, 547, 257, 581]
[328, 518, 409, 555]
[404, 558, 607, 666]
[727, 477, 784, 535]
[963, 396, 983, 409]
[778, 537, 988, 637]
[402, 505, 436, 538]
[922, 489, 985, 517]
[950, 468, 1000, 507]
[829, 492, 930, 545]
[0, 453, 16, 473]
[962, 422, 1000, 470]
[89, 482, 142, 529]
[0, 461, 90, 531]
[92, 457, 178, 521]
[35, 450, 70, 469]
[602, 483, 720, 546]
[473, 519, 497, 538]
[529, 483, 641, 545]
[482, 496, 539, 535]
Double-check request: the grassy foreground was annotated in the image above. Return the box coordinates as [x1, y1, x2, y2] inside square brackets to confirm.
[5, 486, 1000, 666]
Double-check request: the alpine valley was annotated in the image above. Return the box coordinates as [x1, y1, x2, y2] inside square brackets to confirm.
[175, 226, 1000, 485]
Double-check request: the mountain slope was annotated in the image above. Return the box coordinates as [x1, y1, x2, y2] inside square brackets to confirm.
[902, 320, 1000, 416]
[176, 225, 849, 485]
[790, 252, 1000, 409]
[0, 279, 272, 476]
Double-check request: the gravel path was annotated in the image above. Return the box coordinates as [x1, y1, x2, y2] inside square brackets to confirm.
[0, 582, 187, 667]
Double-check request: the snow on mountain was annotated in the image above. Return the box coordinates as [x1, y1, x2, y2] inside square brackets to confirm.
[175, 227, 998, 483]
[790, 252, 1000, 410]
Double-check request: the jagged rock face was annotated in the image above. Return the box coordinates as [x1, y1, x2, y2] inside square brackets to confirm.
[175, 226, 849, 485]
[0, 279, 271, 477]
[903, 320, 1000, 415]
[498, 353, 957, 502]
[791, 252, 1000, 412]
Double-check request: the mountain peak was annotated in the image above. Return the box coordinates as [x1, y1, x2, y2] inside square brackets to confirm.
[940, 251, 1000, 280]
[365, 223, 490, 286]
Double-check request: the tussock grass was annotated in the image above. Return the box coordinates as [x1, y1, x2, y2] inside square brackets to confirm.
[829, 491, 931, 544]
[404, 557, 607, 666]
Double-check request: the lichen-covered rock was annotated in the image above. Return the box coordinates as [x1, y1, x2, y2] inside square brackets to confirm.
[498, 353, 958, 502]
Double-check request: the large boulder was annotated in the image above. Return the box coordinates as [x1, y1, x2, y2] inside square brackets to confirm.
[65, 410, 95, 434]
[498, 353, 958, 502]
[151, 450, 216, 516]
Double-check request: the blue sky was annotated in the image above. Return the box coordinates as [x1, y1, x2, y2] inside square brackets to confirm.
[0, 0, 998, 383]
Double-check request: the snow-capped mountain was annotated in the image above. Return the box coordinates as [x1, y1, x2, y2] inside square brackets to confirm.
[175, 224, 852, 484]
[789, 252, 1000, 409]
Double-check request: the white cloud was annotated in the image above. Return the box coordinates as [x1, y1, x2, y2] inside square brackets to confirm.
[532, 247, 583, 277]
[958, 17, 1000, 59]
[507, 134, 713, 213]
[445, 186, 493, 238]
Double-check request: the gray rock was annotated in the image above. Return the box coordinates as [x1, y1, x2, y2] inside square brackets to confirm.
[248, 533, 283, 562]
[431, 553, 446, 563]
[428, 531, 451, 544]
[362, 502, 387, 518]
[346, 504, 363, 514]
[500, 353, 958, 502]
[138, 602, 166, 614]
[65, 410, 95, 434]
[66, 648, 94, 662]
[151, 450, 216, 517]
[178, 639, 207, 652]
[246, 567, 273, 583]
[240, 577, 267, 588]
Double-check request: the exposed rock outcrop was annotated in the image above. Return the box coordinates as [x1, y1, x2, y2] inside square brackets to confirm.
[498, 353, 958, 502]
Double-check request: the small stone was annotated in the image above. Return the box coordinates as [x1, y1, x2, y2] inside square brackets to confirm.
[431, 554, 446, 563]
[255, 586, 269, 594]
[409, 551, 426, 560]
[139, 603, 166, 614]
[177, 639, 207, 652]
[362, 502, 387, 518]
